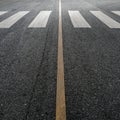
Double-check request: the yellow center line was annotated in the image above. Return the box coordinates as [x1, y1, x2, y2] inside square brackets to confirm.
[56, 0, 66, 119]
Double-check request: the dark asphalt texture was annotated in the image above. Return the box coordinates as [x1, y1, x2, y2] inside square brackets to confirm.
[0, 0, 58, 120]
[0, 0, 120, 120]
[62, 0, 120, 120]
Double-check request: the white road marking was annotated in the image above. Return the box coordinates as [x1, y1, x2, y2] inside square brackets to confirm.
[0, 11, 8, 16]
[0, 11, 29, 28]
[90, 11, 120, 28]
[68, 11, 91, 28]
[28, 11, 52, 28]
[112, 11, 120, 16]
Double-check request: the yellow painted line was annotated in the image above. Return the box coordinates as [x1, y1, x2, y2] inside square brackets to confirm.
[56, 0, 66, 119]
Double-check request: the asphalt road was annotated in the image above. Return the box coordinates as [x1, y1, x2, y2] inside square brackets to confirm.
[0, 0, 120, 120]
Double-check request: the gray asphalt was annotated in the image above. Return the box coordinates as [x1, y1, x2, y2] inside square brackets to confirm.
[0, 0, 58, 120]
[0, 0, 120, 120]
[63, 0, 120, 120]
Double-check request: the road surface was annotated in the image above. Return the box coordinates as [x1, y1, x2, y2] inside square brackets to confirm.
[0, 0, 120, 120]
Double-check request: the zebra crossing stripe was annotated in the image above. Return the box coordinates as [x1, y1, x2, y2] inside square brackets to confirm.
[0, 11, 8, 16]
[0, 11, 29, 28]
[68, 11, 91, 28]
[0, 10, 119, 29]
[90, 11, 120, 28]
[112, 11, 120, 16]
[28, 11, 52, 28]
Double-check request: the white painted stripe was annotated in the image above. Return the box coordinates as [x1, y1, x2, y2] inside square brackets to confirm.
[0, 11, 8, 16]
[90, 11, 120, 28]
[0, 11, 29, 28]
[112, 11, 120, 16]
[28, 11, 52, 28]
[68, 11, 91, 28]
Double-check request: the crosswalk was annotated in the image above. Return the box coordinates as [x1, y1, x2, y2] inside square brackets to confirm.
[0, 11, 29, 28]
[68, 11, 91, 28]
[0, 11, 8, 16]
[0, 10, 120, 29]
[28, 11, 52, 28]
[112, 11, 120, 16]
[90, 11, 120, 28]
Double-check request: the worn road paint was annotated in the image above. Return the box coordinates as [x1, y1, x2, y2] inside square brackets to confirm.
[56, 0, 66, 120]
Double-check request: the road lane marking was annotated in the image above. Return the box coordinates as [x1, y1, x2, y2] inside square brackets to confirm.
[68, 11, 91, 28]
[112, 11, 120, 16]
[56, 0, 66, 120]
[0, 11, 29, 28]
[90, 11, 120, 28]
[28, 11, 52, 28]
[0, 11, 8, 16]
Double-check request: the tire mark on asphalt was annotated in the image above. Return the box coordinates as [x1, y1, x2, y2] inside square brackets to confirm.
[23, 28, 50, 120]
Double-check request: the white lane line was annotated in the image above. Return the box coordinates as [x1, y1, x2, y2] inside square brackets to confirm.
[0, 11, 29, 28]
[28, 11, 52, 28]
[0, 11, 8, 16]
[112, 11, 120, 16]
[68, 11, 91, 28]
[90, 11, 120, 28]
